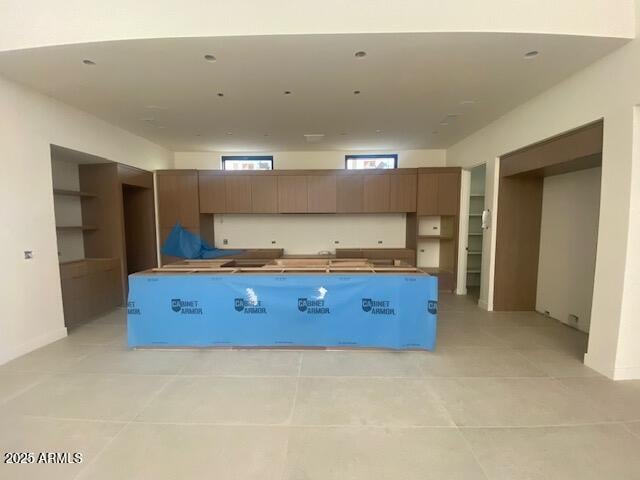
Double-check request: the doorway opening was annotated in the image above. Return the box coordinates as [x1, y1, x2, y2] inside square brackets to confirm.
[493, 120, 603, 357]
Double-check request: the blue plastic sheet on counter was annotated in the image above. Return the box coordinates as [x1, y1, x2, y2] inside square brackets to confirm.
[161, 223, 243, 259]
[127, 273, 438, 350]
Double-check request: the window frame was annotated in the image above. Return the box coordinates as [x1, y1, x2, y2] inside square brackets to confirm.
[344, 154, 398, 170]
[221, 155, 274, 171]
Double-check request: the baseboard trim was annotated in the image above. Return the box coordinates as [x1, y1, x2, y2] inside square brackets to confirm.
[0, 327, 68, 366]
[612, 364, 640, 380]
[478, 299, 489, 311]
[455, 287, 467, 296]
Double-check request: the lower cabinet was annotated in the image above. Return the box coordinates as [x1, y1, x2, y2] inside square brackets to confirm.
[59, 258, 122, 328]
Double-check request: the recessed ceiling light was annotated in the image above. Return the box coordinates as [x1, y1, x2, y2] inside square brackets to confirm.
[524, 50, 539, 59]
[82, 59, 96, 66]
[353, 90, 361, 95]
[375, 129, 382, 133]
[460, 100, 476, 106]
[355, 51, 367, 58]
[204, 54, 217, 62]
[226, 132, 233, 136]
[217, 92, 224, 97]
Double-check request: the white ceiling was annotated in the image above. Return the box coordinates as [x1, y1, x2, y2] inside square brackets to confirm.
[0, 33, 627, 152]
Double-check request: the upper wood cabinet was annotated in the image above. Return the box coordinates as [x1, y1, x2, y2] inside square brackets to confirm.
[417, 169, 461, 215]
[436, 172, 460, 215]
[363, 174, 390, 213]
[336, 174, 364, 213]
[251, 175, 278, 213]
[307, 174, 337, 213]
[199, 173, 226, 213]
[224, 176, 253, 213]
[389, 172, 417, 212]
[278, 175, 308, 213]
[156, 170, 200, 228]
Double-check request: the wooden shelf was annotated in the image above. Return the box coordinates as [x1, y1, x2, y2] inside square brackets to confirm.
[469, 213, 482, 217]
[467, 251, 482, 255]
[470, 194, 485, 198]
[468, 232, 483, 236]
[418, 235, 453, 240]
[56, 225, 98, 232]
[53, 189, 96, 198]
[467, 269, 481, 274]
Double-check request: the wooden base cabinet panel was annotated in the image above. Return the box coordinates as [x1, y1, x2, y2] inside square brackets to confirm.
[59, 258, 122, 328]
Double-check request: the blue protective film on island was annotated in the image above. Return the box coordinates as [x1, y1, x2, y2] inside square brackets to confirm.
[127, 274, 438, 350]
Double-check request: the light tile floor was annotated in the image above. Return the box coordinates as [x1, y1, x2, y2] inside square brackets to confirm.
[1, 293, 639, 479]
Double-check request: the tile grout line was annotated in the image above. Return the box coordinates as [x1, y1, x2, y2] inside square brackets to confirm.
[17, 414, 640, 430]
[278, 352, 304, 480]
[456, 425, 492, 480]
[70, 374, 178, 480]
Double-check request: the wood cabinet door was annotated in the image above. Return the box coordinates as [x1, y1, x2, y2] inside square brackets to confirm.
[436, 172, 460, 215]
[278, 176, 308, 213]
[363, 174, 390, 213]
[198, 174, 226, 213]
[389, 173, 417, 212]
[156, 172, 200, 227]
[251, 175, 278, 213]
[417, 173, 439, 215]
[336, 174, 364, 212]
[225, 176, 252, 213]
[307, 175, 337, 213]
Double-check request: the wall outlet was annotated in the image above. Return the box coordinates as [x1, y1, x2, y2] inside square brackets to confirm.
[271, 240, 276, 244]
[544, 310, 550, 317]
[24, 250, 33, 260]
[222, 239, 228, 245]
[334, 240, 340, 244]
[377, 240, 383, 244]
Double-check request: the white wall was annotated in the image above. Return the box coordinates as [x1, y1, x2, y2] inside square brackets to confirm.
[51, 157, 85, 262]
[0, 0, 633, 52]
[211, 214, 406, 254]
[0, 74, 172, 365]
[446, 0, 640, 379]
[536, 167, 601, 333]
[173, 149, 446, 170]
